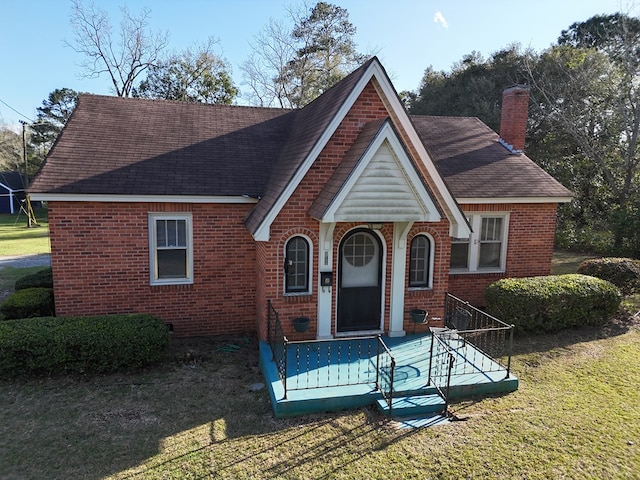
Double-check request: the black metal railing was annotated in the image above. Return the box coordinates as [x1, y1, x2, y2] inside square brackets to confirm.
[266, 301, 396, 401]
[376, 336, 396, 416]
[428, 332, 455, 412]
[267, 300, 288, 395]
[444, 292, 515, 378]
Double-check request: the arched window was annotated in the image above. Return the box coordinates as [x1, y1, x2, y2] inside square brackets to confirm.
[284, 236, 310, 293]
[409, 234, 431, 288]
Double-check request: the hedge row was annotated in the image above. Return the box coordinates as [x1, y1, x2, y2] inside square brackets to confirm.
[0, 314, 170, 377]
[485, 274, 621, 333]
[15, 267, 53, 290]
[0, 287, 55, 320]
[577, 257, 640, 295]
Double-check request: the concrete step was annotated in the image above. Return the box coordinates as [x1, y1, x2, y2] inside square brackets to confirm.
[377, 393, 445, 417]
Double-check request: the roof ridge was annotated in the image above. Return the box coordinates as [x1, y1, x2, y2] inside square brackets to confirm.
[78, 93, 293, 113]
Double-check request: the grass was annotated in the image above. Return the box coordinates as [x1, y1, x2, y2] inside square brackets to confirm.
[1, 250, 638, 478]
[550, 249, 598, 275]
[0, 209, 50, 256]
[1, 320, 639, 479]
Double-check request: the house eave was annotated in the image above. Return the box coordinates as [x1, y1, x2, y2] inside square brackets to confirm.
[456, 196, 573, 205]
[28, 193, 259, 204]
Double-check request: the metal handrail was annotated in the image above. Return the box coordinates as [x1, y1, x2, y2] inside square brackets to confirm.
[445, 292, 515, 378]
[267, 300, 288, 397]
[376, 335, 395, 416]
[428, 332, 455, 413]
[266, 302, 396, 404]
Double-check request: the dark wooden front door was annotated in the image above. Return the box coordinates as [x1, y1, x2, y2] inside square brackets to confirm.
[337, 229, 382, 333]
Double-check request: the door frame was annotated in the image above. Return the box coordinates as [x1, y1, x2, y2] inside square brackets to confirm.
[335, 226, 386, 336]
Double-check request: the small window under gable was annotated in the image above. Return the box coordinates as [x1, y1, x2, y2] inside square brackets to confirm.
[409, 234, 433, 289]
[284, 235, 312, 294]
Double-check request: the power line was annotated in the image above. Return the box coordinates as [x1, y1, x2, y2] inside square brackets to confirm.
[0, 97, 35, 123]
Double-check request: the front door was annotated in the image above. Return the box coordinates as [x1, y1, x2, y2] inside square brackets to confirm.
[337, 229, 382, 333]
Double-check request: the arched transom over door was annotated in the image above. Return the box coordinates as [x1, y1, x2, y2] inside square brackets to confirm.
[337, 228, 383, 333]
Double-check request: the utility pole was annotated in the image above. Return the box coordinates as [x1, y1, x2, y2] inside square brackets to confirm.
[19, 120, 32, 227]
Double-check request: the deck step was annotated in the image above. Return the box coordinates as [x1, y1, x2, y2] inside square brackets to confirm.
[376, 394, 445, 417]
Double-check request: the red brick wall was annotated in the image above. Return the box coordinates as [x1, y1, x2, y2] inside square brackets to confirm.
[260, 81, 392, 339]
[448, 203, 559, 306]
[48, 201, 257, 337]
[404, 222, 451, 330]
[499, 86, 530, 152]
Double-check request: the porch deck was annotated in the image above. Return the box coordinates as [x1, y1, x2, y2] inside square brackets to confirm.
[259, 332, 518, 418]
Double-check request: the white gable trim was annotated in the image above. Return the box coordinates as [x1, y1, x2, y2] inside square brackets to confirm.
[321, 122, 441, 223]
[252, 58, 470, 241]
[28, 193, 258, 204]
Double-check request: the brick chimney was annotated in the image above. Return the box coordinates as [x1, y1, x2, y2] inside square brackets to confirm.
[499, 85, 530, 153]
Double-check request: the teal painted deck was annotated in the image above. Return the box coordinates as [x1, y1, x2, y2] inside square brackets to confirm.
[260, 333, 518, 418]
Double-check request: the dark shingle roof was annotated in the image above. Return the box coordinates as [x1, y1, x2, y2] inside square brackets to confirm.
[411, 116, 572, 199]
[30, 60, 572, 237]
[29, 95, 294, 197]
[244, 57, 377, 233]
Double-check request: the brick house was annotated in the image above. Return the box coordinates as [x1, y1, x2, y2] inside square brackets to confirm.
[29, 57, 571, 339]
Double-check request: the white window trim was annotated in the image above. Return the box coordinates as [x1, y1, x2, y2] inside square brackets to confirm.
[450, 213, 510, 274]
[148, 213, 194, 286]
[283, 233, 314, 296]
[408, 232, 435, 290]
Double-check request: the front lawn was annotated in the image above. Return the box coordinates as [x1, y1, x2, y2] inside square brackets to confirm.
[0, 209, 50, 256]
[1, 320, 638, 479]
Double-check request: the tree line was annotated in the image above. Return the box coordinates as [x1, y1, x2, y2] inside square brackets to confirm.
[0, 2, 638, 256]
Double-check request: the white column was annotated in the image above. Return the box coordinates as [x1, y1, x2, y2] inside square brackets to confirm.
[316, 222, 335, 339]
[389, 221, 412, 337]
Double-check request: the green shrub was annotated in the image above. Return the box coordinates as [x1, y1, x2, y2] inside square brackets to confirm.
[485, 274, 621, 333]
[0, 314, 170, 377]
[15, 267, 53, 290]
[577, 257, 640, 295]
[0, 288, 55, 320]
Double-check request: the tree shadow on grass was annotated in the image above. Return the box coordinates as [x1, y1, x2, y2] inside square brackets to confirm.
[510, 311, 639, 357]
[0, 334, 420, 480]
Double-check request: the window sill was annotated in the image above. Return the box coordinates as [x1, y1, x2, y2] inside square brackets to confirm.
[408, 286, 433, 292]
[449, 269, 505, 275]
[151, 279, 194, 286]
[284, 291, 312, 297]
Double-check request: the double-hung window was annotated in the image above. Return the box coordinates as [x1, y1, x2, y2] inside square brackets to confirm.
[284, 236, 311, 294]
[149, 213, 193, 285]
[409, 234, 432, 288]
[450, 214, 508, 272]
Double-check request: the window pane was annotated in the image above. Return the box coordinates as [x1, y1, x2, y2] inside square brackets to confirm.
[156, 220, 167, 247]
[409, 235, 430, 287]
[286, 236, 309, 292]
[157, 249, 187, 278]
[450, 243, 469, 269]
[177, 220, 186, 246]
[166, 220, 177, 246]
[479, 243, 501, 268]
[481, 217, 502, 241]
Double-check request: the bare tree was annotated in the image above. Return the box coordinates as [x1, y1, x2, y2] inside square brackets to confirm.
[241, 18, 298, 108]
[241, 2, 367, 108]
[68, 0, 169, 97]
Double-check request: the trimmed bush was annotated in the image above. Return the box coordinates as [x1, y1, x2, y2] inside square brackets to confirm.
[0, 288, 55, 320]
[485, 274, 621, 333]
[577, 257, 640, 295]
[0, 314, 170, 377]
[15, 267, 53, 290]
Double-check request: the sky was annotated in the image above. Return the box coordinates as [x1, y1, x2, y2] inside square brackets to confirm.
[0, 0, 632, 128]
